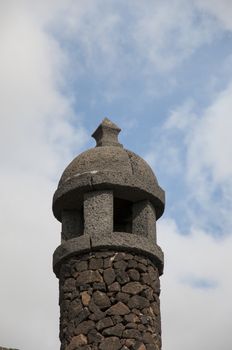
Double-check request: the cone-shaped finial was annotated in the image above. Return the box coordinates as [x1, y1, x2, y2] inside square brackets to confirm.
[92, 118, 122, 147]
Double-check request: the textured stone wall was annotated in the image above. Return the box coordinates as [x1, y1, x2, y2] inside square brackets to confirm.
[59, 251, 161, 350]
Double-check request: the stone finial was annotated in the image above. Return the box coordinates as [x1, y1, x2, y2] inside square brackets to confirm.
[92, 118, 122, 147]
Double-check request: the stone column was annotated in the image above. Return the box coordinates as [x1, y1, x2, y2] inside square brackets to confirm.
[84, 191, 113, 237]
[133, 200, 157, 243]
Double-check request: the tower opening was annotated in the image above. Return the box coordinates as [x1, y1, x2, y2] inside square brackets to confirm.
[113, 197, 132, 233]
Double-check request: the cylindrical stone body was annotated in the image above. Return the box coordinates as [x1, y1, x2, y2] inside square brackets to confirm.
[59, 251, 161, 350]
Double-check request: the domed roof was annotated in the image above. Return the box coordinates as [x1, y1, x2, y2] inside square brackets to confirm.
[53, 118, 165, 221]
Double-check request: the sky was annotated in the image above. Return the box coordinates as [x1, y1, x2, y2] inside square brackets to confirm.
[0, 1, 232, 349]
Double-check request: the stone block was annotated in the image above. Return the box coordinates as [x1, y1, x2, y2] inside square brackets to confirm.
[122, 282, 144, 295]
[122, 329, 141, 340]
[103, 267, 116, 285]
[99, 337, 121, 350]
[87, 329, 104, 344]
[128, 269, 140, 281]
[108, 282, 121, 292]
[115, 292, 130, 303]
[92, 291, 111, 309]
[128, 295, 149, 309]
[74, 320, 95, 335]
[76, 270, 103, 285]
[96, 317, 114, 331]
[66, 334, 87, 350]
[81, 291, 91, 306]
[106, 301, 130, 316]
[102, 323, 124, 337]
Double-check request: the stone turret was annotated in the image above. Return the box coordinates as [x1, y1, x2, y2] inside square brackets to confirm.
[53, 118, 165, 350]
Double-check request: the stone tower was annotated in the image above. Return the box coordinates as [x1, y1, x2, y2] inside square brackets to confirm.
[52, 118, 165, 350]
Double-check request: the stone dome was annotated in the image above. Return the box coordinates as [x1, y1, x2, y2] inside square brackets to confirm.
[53, 118, 165, 221]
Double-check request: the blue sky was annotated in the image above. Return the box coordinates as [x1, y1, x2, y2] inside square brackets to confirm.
[0, 1, 232, 350]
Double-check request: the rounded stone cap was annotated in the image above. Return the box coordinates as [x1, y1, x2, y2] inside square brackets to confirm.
[53, 119, 165, 221]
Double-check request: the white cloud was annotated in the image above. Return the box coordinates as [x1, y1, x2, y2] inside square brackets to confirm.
[40, 0, 222, 86]
[184, 84, 232, 234]
[0, 3, 87, 350]
[195, 0, 232, 31]
[158, 218, 232, 350]
[0, 4, 87, 177]
[146, 80, 232, 235]
[187, 85, 232, 184]
[164, 99, 197, 131]
[132, 0, 218, 72]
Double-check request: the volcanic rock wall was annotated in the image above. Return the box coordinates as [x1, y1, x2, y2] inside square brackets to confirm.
[59, 251, 161, 350]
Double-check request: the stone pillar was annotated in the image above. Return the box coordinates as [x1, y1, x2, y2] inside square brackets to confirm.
[84, 191, 113, 236]
[133, 200, 157, 242]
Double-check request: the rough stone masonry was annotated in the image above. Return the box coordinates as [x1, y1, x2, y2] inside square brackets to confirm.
[52, 118, 165, 350]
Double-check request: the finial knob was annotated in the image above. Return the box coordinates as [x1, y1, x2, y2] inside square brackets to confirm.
[92, 118, 122, 147]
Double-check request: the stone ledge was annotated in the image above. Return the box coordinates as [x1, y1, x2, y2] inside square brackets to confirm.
[53, 171, 165, 222]
[53, 233, 164, 278]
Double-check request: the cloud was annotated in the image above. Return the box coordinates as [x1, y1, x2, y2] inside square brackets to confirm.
[0, 4, 88, 176]
[195, 0, 232, 31]
[186, 84, 232, 184]
[44, 0, 222, 93]
[132, 0, 218, 72]
[185, 83, 232, 234]
[0, 3, 87, 350]
[164, 99, 197, 131]
[158, 218, 232, 350]
[146, 79, 232, 235]
[181, 276, 218, 290]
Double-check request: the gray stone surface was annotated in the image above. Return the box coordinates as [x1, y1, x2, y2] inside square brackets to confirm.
[84, 190, 113, 236]
[58, 251, 162, 350]
[92, 117, 123, 148]
[133, 200, 156, 242]
[61, 209, 83, 241]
